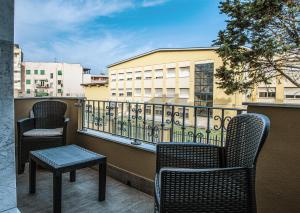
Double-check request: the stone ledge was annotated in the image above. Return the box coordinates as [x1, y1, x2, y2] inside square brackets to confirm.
[243, 102, 300, 109]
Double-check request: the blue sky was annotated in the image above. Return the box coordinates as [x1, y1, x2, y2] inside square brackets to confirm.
[15, 0, 226, 74]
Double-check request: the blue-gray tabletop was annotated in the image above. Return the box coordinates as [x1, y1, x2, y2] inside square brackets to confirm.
[30, 145, 105, 169]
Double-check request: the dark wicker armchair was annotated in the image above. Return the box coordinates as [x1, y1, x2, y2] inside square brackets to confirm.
[155, 113, 270, 213]
[17, 101, 69, 174]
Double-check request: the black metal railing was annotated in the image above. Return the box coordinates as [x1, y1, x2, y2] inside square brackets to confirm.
[81, 100, 246, 146]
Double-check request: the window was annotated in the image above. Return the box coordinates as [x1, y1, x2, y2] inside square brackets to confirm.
[26, 70, 31, 75]
[135, 71, 142, 80]
[155, 106, 162, 115]
[284, 88, 300, 99]
[167, 68, 176, 78]
[57, 89, 62, 93]
[57, 70, 62, 75]
[135, 88, 141, 96]
[119, 92, 124, 97]
[26, 79, 31, 84]
[126, 88, 132, 96]
[178, 108, 189, 118]
[50, 73, 53, 79]
[111, 74, 116, 81]
[259, 92, 276, 98]
[118, 73, 124, 81]
[34, 70, 38, 75]
[26, 89, 30, 94]
[180, 88, 189, 98]
[166, 88, 175, 97]
[146, 106, 152, 115]
[144, 88, 151, 97]
[57, 80, 62, 85]
[144, 70, 152, 80]
[258, 87, 276, 98]
[179, 67, 190, 77]
[155, 69, 163, 79]
[194, 63, 214, 109]
[155, 88, 163, 97]
[126, 72, 132, 80]
[40, 70, 45, 75]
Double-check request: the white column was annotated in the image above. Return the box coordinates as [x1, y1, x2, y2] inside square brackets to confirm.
[0, 0, 19, 212]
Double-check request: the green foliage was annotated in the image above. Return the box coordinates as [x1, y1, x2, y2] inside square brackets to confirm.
[214, 0, 300, 94]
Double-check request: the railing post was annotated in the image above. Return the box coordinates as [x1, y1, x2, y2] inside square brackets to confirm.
[206, 108, 211, 144]
[128, 102, 131, 139]
[97, 101, 100, 131]
[170, 105, 175, 142]
[121, 102, 124, 136]
[181, 106, 186, 142]
[87, 100, 90, 129]
[161, 104, 165, 142]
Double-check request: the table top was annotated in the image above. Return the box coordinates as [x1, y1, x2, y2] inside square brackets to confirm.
[30, 145, 106, 169]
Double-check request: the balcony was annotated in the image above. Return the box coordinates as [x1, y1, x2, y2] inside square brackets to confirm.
[12, 97, 300, 213]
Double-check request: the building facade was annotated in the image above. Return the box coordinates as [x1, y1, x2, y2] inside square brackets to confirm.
[13, 44, 23, 97]
[82, 75, 109, 101]
[22, 62, 85, 97]
[107, 47, 247, 108]
[250, 76, 300, 104]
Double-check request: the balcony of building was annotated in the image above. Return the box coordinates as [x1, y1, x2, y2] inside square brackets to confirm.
[11, 97, 300, 213]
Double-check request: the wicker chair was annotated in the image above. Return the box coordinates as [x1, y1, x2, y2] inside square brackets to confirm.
[17, 101, 69, 174]
[155, 113, 270, 213]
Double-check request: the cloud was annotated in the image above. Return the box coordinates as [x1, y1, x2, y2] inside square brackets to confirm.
[14, 0, 167, 73]
[142, 0, 169, 7]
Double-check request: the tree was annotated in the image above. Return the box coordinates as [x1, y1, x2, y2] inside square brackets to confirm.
[213, 0, 300, 94]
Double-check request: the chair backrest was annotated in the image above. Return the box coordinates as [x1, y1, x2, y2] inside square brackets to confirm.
[32, 101, 67, 129]
[225, 113, 270, 168]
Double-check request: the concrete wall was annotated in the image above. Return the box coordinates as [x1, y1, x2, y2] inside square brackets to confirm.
[76, 133, 156, 195]
[0, 0, 18, 212]
[14, 97, 82, 146]
[245, 102, 300, 213]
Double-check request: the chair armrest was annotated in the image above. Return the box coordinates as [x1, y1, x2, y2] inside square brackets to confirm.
[156, 142, 223, 173]
[62, 117, 70, 144]
[157, 167, 253, 212]
[17, 118, 35, 136]
[64, 117, 70, 124]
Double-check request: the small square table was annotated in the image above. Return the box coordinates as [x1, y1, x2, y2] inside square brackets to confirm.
[29, 145, 107, 213]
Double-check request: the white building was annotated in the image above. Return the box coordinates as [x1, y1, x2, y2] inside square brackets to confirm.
[14, 44, 23, 97]
[22, 62, 86, 97]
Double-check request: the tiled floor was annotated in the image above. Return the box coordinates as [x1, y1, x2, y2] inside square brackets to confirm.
[17, 166, 154, 213]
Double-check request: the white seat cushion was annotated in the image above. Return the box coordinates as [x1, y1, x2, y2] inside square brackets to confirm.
[23, 128, 63, 137]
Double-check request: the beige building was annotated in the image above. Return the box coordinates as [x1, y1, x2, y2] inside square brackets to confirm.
[13, 44, 23, 97]
[22, 62, 86, 97]
[250, 76, 300, 104]
[81, 75, 109, 101]
[107, 47, 247, 108]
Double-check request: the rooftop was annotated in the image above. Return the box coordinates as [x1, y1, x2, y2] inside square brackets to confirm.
[107, 46, 219, 68]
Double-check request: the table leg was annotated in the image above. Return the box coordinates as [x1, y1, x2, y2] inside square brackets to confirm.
[98, 160, 106, 201]
[29, 158, 36, 194]
[70, 170, 76, 182]
[53, 172, 62, 213]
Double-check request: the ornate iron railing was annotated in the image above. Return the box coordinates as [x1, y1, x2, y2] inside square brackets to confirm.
[81, 100, 246, 146]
